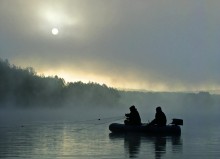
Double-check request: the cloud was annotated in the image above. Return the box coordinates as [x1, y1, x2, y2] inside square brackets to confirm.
[0, 0, 220, 92]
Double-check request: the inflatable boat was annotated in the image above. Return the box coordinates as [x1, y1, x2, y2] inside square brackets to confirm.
[109, 119, 183, 136]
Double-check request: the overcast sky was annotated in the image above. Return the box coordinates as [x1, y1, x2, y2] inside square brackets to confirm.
[0, 0, 220, 93]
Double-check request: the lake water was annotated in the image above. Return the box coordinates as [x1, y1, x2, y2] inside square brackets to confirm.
[0, 117, 219, 159]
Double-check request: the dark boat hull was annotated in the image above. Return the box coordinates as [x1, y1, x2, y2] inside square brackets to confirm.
[109, 123, 181, 135]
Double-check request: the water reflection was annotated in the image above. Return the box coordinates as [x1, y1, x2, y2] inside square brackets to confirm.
[0, 123, 183, 159]
[109, 133, 182, 159]
[0, 123, 72, 158]
[124, 133, 141, 158]
[154, 137, 166, 159]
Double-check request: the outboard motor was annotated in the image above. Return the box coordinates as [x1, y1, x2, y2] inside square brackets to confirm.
[171, 119, 183, 126]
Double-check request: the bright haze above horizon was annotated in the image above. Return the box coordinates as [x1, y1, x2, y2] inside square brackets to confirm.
[0, 0, 220, 93]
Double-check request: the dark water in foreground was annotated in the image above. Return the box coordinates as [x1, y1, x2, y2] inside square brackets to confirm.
[0, 119, 219, 159]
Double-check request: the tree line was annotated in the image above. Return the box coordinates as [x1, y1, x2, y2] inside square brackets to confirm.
[1, 58, 219, 110]
[0, 59, 120, 108]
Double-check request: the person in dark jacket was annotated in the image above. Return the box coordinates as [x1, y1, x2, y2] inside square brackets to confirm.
[149, 106, 167, 126]
[124, 105, 141, 125]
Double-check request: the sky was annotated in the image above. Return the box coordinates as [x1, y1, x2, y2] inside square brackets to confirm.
[0, 0, 220, 93]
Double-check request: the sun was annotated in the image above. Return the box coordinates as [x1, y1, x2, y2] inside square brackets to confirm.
[52, 28, 59, 35]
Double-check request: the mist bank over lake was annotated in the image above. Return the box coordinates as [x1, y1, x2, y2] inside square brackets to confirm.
[0, 58, 120, 108]
[0, 58, 219, 124]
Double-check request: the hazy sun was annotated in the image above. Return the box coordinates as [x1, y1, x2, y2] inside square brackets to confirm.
[52, 28, 59, 35]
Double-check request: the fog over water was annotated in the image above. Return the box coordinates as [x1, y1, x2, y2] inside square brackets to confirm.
[0, 58, 219, 130]
[0, 92, 219, 159]
[1, 61, 220, 159]
[1, 92, 219, 128]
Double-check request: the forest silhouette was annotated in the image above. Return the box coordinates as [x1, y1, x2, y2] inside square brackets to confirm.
[0, 58, 120, 108]
[0, 58, 220, 111]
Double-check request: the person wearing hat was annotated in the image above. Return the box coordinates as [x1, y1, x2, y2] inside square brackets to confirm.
[149, 106, 167, 126]
[124, 105, 141, 125]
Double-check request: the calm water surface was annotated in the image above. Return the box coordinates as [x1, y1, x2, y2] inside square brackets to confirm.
[0, 119, 219, 159]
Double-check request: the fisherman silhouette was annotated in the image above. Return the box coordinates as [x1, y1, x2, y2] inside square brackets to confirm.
[149, 106, 167, 126]
[124, 105, 141, 125]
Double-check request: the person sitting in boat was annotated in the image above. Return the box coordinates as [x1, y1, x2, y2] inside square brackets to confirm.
[124, 105, 141, 125]
[149, 106, 167, 126]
